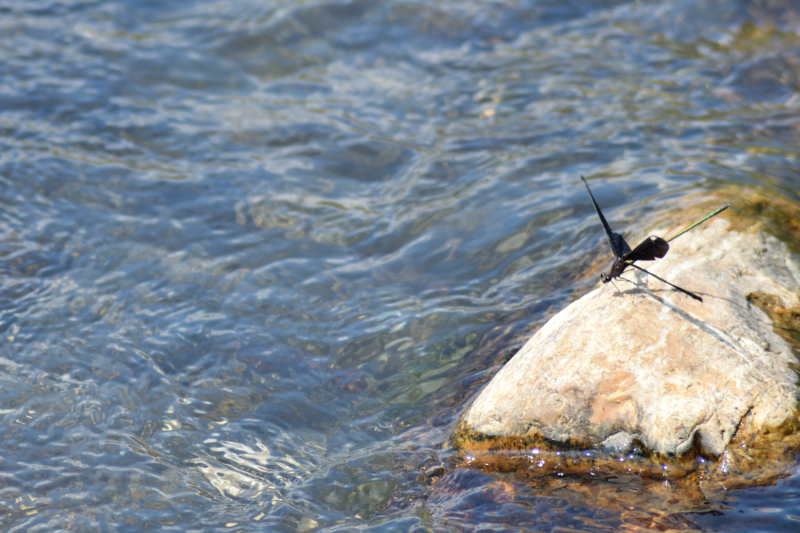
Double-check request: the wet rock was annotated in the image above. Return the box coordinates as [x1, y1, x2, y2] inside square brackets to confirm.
[454, 202, 800, 480]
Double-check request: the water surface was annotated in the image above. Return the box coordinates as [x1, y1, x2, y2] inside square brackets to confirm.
[1, 0, 800, 530]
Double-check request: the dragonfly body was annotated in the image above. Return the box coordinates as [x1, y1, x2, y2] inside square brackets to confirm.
[580, 176, 729, 302]
[602, 235, 669, 284]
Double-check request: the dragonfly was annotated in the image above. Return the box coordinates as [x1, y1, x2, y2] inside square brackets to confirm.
[581, 176, 729, 302]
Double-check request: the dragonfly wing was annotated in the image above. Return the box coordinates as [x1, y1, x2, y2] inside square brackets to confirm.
[628, 262, 702, 302]
[623, 236, 669, 262]
[581, 176, 625, 259]
[612, 232, 632, 257]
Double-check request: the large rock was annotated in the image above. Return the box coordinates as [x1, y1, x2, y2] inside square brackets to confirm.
[453, 206, 800, 480]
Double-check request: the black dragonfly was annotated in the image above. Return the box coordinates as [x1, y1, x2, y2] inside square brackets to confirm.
[581, 176, 729, 302]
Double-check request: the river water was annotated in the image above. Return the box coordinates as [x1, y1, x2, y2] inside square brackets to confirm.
[2, 0, 800, 531]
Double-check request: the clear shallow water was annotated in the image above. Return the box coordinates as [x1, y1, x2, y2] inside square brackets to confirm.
[1, 0, 800, 530]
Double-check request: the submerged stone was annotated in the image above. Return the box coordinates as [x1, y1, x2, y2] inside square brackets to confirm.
[454, 208, 800, 482]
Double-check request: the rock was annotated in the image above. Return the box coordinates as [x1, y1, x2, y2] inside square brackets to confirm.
[453, 203, 800, 481]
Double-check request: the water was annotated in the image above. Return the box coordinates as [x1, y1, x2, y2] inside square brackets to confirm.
[1, 0, 800, 530]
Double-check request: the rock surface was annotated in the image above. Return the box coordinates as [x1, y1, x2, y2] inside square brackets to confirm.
[453, 213, 800, 474]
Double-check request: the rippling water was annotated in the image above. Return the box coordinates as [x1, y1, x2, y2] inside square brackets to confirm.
[2, 0, 800, 530]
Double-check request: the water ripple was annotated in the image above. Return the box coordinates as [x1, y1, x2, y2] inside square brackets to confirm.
[1, 0, 800, 530]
